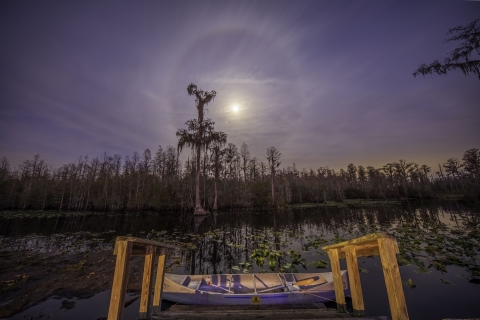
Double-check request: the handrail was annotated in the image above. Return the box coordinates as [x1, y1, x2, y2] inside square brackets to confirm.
[322, 232, 408, 320]
[108, 236, 173, 320]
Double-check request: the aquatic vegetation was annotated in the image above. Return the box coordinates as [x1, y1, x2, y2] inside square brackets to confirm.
[311, 260, 328, 269]
[405, 278, 416, 288]
[391, 209, 480, 280]
[1, 202, 479, 292]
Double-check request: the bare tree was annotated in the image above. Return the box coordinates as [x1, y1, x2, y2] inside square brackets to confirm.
[266, 147, 281, 206]
[0, 157, 10, 184]
[209, 134, 227, 211]
[414, 18, 480, 80]
[462, 148, 480, 181]
[260, 162, 267, 182]
[240, 142, 250, 186]
[249, 157, 258, 182]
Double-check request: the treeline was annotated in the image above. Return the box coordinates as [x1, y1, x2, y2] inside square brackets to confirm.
[0, 146, 478, 212]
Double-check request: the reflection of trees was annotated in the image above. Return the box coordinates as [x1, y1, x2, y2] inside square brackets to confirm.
[393, 207, 480, 279]
[154, 204, 479, 283]
[2, 203, 478, 283]
[0, 232, 111, 253]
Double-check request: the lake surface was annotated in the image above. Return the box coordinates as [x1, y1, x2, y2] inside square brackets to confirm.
[1, 201, 479, 319]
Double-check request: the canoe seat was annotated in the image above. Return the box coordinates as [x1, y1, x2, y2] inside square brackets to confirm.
[231, 274, 255, 294]
[187, 280, 201, 290]
[166, 274, 192, 287]
[180, 276, 191, 286]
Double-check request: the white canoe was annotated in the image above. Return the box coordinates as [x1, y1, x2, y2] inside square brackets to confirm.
[162, 271, 350, 305]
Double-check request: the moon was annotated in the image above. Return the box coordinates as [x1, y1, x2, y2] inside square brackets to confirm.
[232, 104, 240, 112]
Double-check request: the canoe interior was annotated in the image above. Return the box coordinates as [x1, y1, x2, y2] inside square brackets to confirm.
[165, 272, 338, 294]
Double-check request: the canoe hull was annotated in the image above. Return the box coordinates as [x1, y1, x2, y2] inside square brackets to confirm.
[163, 290, 339, 305]
[162, 271, 349, 305]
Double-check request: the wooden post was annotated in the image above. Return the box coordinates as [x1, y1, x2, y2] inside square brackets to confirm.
[322, 233, 408, 319]
[139, 245, 155, 319]
[345, 245, 365, 317]
[108, 240, 132, 320]
[378, 238, 409, 320]
[152, 248, 168, 315]
[327, 248, 346, 313]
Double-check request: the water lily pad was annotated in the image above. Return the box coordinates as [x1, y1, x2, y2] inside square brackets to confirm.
[312, 260, 328, 269]
[404, 278, 416, 288]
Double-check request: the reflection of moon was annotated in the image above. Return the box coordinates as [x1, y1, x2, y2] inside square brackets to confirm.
[232, 104, 239, 112]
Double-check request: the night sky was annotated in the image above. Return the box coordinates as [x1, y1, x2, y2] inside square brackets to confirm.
[1, 1, 479, 171]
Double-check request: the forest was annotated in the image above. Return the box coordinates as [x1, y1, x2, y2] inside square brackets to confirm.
[0, 146, 478, 212]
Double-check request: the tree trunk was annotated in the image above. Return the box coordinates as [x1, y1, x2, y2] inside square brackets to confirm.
[271, 169, 275, 207]
[213, 177, 218, 211]
[194, 144, 205, 214]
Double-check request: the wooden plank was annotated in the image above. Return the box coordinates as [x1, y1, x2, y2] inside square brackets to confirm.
[378, 238, 409, 320]
[139, 245, 155, 319]
[113, 236, 175, 255]
[344, 245, 365, 317]
[107, 240, 132, 320]
[152, 248, 168, 316]
[327, 248, 346, 313]
[153, 304, 390, 319]
[322, 232, 392, 251]
[167, 304, 326, 311]
[336, 242, 380, 259]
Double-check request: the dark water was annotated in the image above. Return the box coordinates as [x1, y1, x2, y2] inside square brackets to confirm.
[1, 201, 479, 320]
[1, 291, 140, 320]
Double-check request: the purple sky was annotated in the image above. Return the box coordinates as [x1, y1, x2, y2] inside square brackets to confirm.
[1, 1, 479, 172]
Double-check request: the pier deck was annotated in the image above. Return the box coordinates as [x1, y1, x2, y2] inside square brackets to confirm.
[152, 304, 388, 319]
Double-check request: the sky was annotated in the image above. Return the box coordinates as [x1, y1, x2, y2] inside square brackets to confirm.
[0, 0, 479, 172]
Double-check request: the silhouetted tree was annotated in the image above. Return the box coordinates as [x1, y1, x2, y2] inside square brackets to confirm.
[178, 84, 217, 215]
[414, 18, 480, 80]
[210, 135, 227, 211]
[240, 142, 250, 186]
[266, 147, 281, 206]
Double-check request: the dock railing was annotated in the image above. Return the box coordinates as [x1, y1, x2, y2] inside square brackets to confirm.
[108, 236, 174, 320]
[322, 232, 409, 320]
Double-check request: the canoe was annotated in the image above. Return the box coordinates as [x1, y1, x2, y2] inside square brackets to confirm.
[162, 271, 350, 305]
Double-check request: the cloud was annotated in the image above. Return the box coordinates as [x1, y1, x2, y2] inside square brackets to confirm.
[0, 0, 478, 171]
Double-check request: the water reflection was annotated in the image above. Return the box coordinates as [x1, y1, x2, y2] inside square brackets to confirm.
[0, 201, 479, 319]
[4, 291, 140, 320]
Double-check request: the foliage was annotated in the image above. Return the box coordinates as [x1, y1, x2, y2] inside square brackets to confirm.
[0, 147, 479, 212]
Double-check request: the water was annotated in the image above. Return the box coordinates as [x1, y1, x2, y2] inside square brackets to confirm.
[1, 201, 479, 319]
[4, 291, 140, 320]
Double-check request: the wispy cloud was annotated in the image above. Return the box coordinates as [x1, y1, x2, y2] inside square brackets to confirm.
[0, 0, 478, 170]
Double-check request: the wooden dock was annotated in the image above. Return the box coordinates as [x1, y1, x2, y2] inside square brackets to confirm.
[107, 233, 407, 320]
[152, 304, 388, 319]
[322, 233, 408, 319]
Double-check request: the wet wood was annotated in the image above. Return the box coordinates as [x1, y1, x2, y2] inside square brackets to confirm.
[378, 238, 409, 320]
[152, 247, 168, 316]
[327, 248, 346, 313]
[139, 245, 155, 319]
[344, 245, 365, 316]
[107, 240, 132, 320]
[153, 304, 389, 319]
